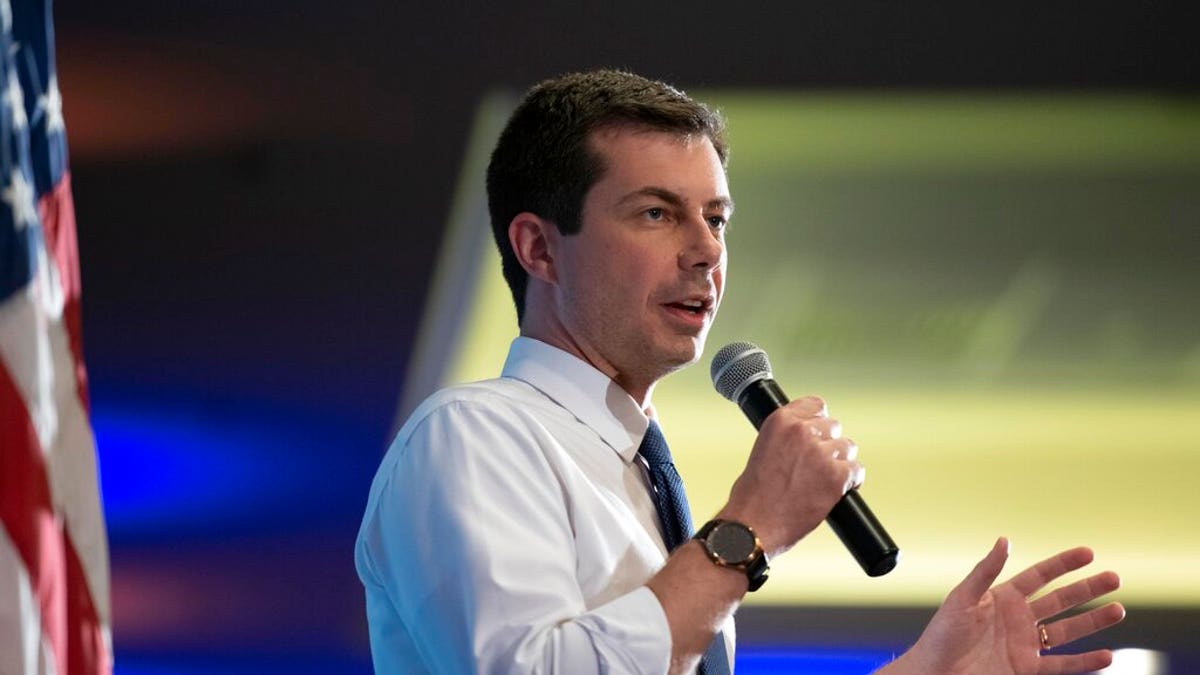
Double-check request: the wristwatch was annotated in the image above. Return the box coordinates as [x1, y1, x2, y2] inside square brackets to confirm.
[693, 519, 769, 591]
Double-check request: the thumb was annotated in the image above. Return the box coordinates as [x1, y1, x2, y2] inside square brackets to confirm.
[948, 537, 1010, 607]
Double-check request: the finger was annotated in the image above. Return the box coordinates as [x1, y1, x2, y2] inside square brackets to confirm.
[844, 461, 865, 492]
[1008, 546, 1095, 597]
[1037, 649, 1114, 675]
[805, 417, 842, 440]
[820, 437, 858, 462]
[950, 537, 1010, 606]
[1029, 570, 1121, 620]
[788, 395, 828, 418]
[1041, 601, 1126, 650]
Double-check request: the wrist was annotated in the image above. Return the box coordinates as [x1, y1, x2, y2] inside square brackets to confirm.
[879, 641, 939, 675]
[715, 505, 781, 557]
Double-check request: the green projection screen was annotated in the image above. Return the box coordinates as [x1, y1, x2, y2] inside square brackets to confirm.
[403, 91, 1200, 607]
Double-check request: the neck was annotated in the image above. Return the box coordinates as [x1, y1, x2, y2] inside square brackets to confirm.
[518, 324, 657, 411]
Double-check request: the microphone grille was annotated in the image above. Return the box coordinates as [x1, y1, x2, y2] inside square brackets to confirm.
[710, 341, 773, 402]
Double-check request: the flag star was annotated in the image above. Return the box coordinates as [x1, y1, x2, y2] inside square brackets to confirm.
[3, 69, 26, 131]
[40, 75, 64, 135]
[2, 169, 38, 230]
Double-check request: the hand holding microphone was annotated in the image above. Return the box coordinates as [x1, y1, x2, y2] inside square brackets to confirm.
[711, 342, 899, 577]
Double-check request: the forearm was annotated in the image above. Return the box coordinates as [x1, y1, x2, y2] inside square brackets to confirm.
[646, 540, 747, 674]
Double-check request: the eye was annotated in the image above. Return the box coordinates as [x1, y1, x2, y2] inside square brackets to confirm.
[707, 214, 729, 230]
[645, 207, 665, 220]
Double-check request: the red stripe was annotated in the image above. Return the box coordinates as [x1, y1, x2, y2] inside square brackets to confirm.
[38, 173, 90, 414]
[0, 362, 109, 674]
[0, 363, 68, 671]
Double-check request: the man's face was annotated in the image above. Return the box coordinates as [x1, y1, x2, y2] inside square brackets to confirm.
[548, 126, 731, 399]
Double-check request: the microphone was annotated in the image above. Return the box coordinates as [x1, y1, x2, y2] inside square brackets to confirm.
[711, 341, 900, 577]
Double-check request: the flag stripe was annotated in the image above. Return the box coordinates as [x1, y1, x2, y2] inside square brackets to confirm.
[38, 174, 88, 413]
[64, 526, 108, 674]
[0, 357, 107, 675]
[0, 525, 50, 675]
[0, 358, 68, 673]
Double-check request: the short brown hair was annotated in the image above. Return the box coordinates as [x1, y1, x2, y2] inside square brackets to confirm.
[485, 69, 728, 324]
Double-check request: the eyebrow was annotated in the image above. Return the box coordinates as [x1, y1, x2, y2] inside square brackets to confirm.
[617, 186, 735, 215]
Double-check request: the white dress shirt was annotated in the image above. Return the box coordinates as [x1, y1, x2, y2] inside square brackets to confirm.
[356, 337, 735, 673]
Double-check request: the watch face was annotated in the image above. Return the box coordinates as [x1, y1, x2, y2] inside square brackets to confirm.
[711, 522, 756, 563]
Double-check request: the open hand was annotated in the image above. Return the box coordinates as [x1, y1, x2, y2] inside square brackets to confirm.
[885, 538, 1125, 675]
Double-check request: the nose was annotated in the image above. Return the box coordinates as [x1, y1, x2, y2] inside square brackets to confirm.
[679, 217, 725, 271]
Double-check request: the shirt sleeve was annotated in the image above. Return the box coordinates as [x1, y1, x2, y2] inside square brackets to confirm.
[356, 398, 673, 674]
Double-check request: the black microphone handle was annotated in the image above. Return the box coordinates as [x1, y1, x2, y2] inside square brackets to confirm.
[738, 379, 900, 577]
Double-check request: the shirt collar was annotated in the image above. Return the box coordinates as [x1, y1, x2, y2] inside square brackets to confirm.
[501, 336, 649, 464]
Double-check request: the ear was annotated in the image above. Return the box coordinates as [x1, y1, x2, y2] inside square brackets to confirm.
[508, 212, 560, 285]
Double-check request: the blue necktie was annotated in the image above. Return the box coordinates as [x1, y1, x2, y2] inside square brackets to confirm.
[639, 420, 732, 675]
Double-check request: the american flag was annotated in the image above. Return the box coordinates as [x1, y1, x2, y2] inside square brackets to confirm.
[0, 0, 112, 673]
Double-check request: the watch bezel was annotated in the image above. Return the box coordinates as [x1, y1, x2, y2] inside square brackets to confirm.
[706, 520, 758, 564]
[694, 519, 770, 591]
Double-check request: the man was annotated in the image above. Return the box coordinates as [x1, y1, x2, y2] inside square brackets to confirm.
[356, 70, 1125, 674]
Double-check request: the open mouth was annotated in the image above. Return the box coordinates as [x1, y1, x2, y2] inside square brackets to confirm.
[665, 298, 711, 316]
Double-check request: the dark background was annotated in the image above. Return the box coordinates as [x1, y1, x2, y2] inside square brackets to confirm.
[52, 2, 1195, 671]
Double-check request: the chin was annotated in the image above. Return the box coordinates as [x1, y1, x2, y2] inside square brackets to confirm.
[660, 337, 707, 372]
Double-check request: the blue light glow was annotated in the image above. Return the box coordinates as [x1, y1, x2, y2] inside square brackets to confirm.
[737, 646, 896, 674]
[92, 397, 377, 541]
[111, 646, 897, 675]
[113, 651, 371, 675]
